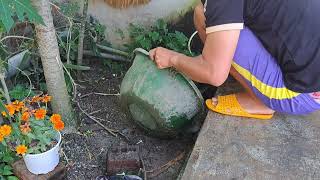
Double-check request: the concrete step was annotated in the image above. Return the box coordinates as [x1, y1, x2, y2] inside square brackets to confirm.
[181, 110, 320, 180]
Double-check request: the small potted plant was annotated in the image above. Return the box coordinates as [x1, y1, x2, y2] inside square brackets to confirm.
[0, 95, 64, 175]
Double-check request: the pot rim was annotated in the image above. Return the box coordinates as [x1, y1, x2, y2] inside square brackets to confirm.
[24, 131, 61, 157]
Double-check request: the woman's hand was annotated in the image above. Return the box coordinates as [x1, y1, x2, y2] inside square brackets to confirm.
[149, 47, 182, 69]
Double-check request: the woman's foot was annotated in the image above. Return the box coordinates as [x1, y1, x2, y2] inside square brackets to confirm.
[212, 92, 274, 115]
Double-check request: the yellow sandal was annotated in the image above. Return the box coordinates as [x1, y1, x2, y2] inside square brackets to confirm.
[206, 94, 273, 120]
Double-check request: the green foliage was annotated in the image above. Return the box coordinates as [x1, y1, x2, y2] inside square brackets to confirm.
[0, 145, 18, 180]
[57, 27, 80, 63]
[9, 84, 34, 101]
[39, 82, 47, 92]
[126, 19, 192, 56]
[64, 71, 73, 94]
[0, 0, 43, 32]
[23, 119, 59, 154]
[59, 2, 79, 18]
[56, 3, 107, 64]
[103, 60, 126, 74]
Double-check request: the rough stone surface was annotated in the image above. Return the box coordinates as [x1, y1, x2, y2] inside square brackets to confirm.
[181, 110, 320, 180]
[181, 80, 320, 180]
[12, 159, 66, 180]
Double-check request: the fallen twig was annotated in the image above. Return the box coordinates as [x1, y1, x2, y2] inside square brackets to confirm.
[80, 92, 93, 99]
[95, 117, 111, 123]
[146, 151, 186, 178]
[94, 92, 120, 96]
[89, 109, 102, 115]
[84, 142, 93, 161]
[117, 132, 130, 142]
[80, 92, 120, 99]
[76, 101, 118, 137]
[61, 147, 70, 165]
[140, 156, 148, 180]
[0, 36, 34, 42]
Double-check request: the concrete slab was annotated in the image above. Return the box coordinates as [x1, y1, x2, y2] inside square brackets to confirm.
[181, 111, 320, 180]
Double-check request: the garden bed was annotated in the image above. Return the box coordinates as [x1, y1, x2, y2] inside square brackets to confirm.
[62, 59, 195, 179]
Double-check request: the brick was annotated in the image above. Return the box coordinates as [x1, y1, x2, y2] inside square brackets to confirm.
[106, 145, 142, 175]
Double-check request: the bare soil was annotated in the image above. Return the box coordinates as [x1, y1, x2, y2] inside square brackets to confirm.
[62, 60, 195, 180]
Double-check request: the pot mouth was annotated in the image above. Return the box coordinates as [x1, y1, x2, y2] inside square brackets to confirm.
[24, 131, 61, 157]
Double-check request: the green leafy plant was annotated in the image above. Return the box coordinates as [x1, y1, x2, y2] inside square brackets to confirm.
[126, 19, 192, 56]
[0, 0, 43, 32]
[0, 145, 18, 180]
[0, 95, 65, 156]
[9, 84, 34, 101]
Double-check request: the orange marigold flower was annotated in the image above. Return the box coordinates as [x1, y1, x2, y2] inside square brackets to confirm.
[34, 108, 47, 120]
[0, 134, 3, 142]
[16, 145, 28, 155]
[53, 120, 64, 131]
[0, 125, 12, 137]
[22, 107, 29, 113]
[13, 100, 25, 111]
[21, 112, 30, 121]
[42, 95, 52, 103]
[31, 96, 42, 103]
[12, 100, 19, 106]
[1, 111, 7, 117]
[50, 114, 61, 124]
[5, 104, 16, 116]
[20, 122, 31, 134]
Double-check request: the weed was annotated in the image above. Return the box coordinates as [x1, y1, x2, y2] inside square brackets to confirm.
[84, 130, 93, 137]
[125, 19, 193, 56]
[9, 84, 34, 101]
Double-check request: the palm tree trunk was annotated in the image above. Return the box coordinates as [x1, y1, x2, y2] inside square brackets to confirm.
[31, 0, 76, 133]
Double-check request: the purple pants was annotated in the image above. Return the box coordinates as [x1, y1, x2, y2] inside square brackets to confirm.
[232, 27, 320, 115]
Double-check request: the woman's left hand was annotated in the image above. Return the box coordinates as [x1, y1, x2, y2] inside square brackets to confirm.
[149, 47, 181, 69]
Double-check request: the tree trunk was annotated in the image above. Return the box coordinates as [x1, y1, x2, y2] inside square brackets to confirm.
[77, 0, 89, 78]
[31, 0, 76, 133]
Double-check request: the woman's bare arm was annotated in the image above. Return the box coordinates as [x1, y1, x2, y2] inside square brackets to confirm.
[149, 30, 240, 86]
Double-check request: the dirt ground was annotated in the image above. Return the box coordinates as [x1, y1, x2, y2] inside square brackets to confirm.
[59, 10, 216, 179]
[62, 60, 196, 180]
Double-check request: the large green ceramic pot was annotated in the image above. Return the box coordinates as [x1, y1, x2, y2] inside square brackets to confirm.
[120, 49, 206, 138]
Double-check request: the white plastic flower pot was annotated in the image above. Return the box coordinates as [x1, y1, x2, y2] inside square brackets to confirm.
[23, 131, 61, 175]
